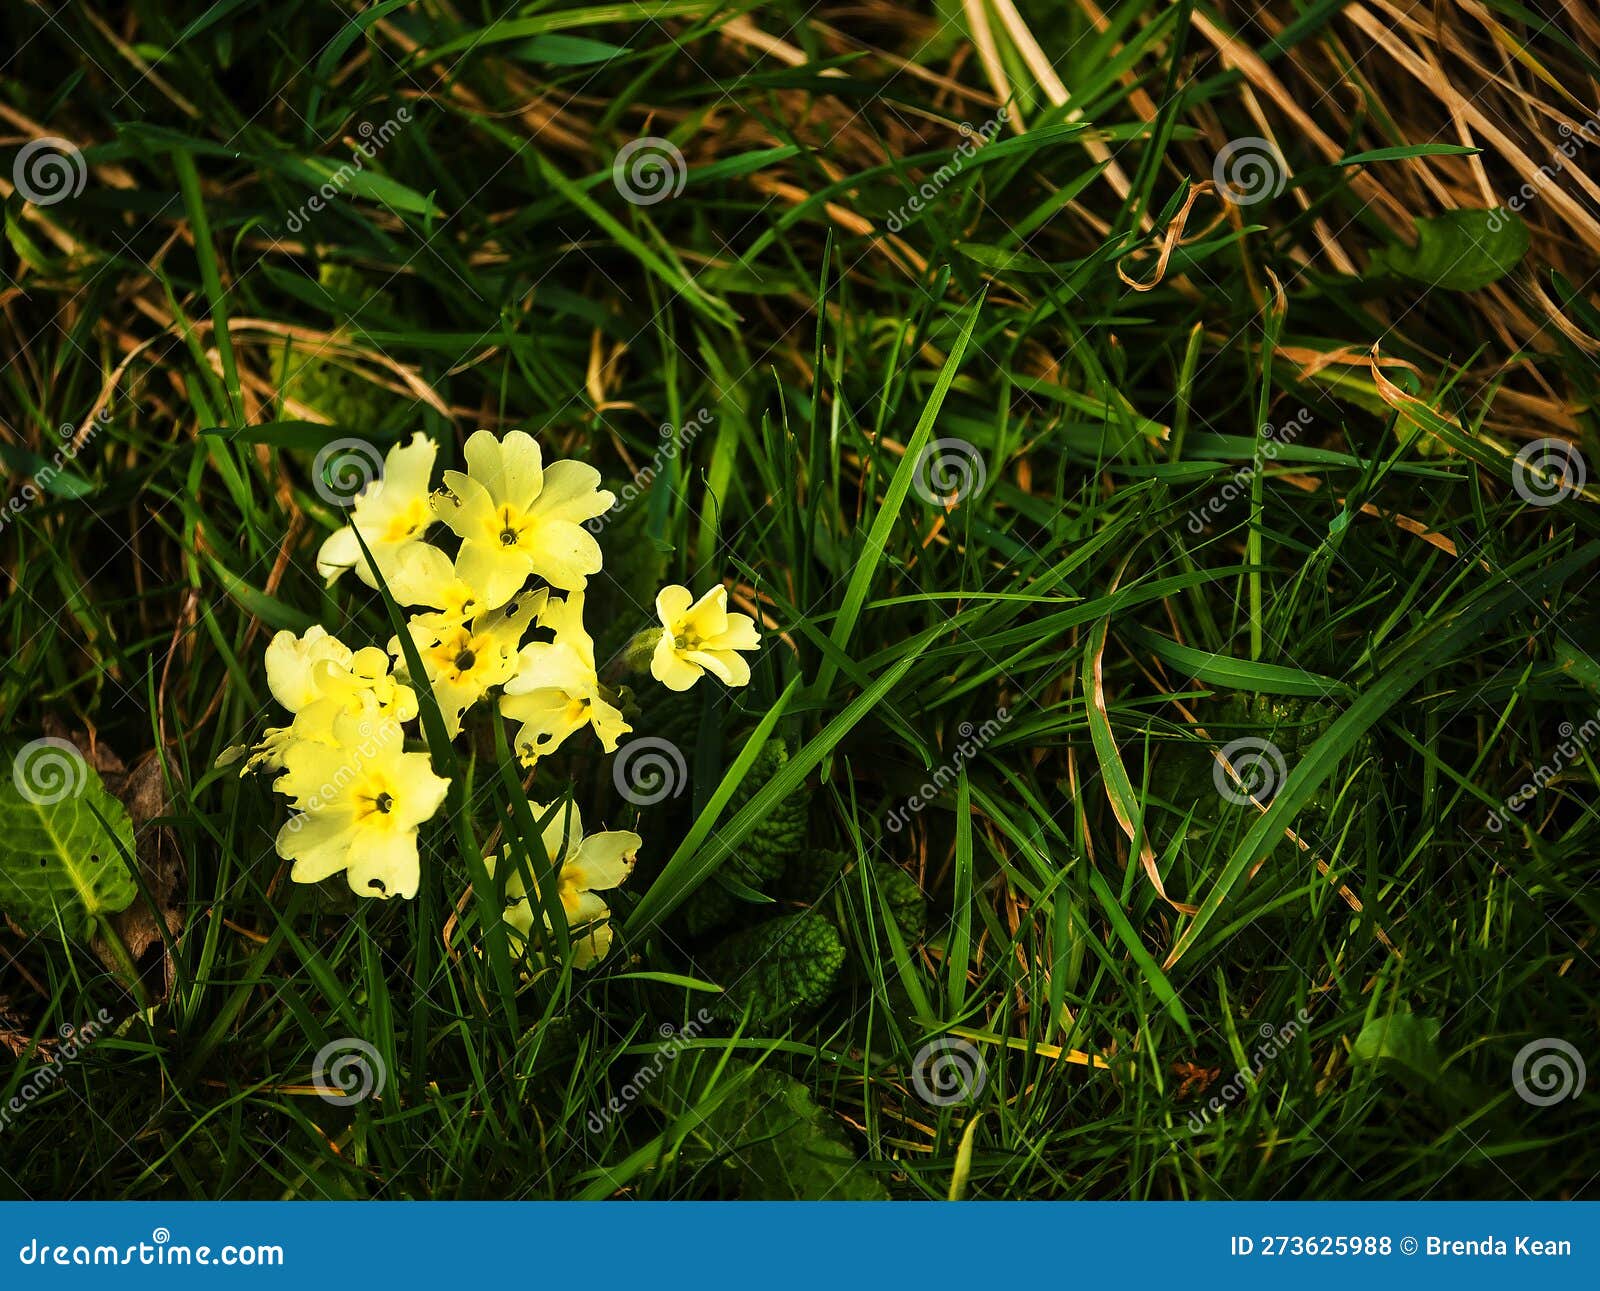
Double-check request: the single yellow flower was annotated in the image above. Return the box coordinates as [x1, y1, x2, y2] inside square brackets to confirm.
[391, 589, 548, 738]
[315, 434, 439, 587]
[500, 590, 630, 764]
[650, 584, 760, 691]
[490, 800, 639, 968]
[273, 709, 449, 900]
[429, 430, 614, 593]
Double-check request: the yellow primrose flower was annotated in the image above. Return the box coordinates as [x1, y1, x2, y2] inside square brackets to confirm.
[650, 584, 760, 691]
[248, 628, 418, 771]
[490, 800, 639, 968]
[391, 589, 548, 737]
[386, 540, 526, 626]
[500, 590, 630, 764]
[264, 624, 352, 711]
[430, 430, 614, 593]
[316, 434, 438, 587]
[273, 709, 449, 900]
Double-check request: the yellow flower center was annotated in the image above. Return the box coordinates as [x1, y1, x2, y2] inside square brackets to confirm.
[354, 776, 401, 826]
[381, 497, 430, 544]
[426, 627, 489, 681]
[491, 505, 534, 550]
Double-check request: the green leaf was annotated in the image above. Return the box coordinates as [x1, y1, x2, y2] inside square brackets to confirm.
[204, 554, 317, 631]
[702, 912, 847, 1023]
[202, 421, 387, 451]
[292, 158, 439, 218]
[1086, 866, 1194, 1041]
[1373, 208, 1529, 291]
[0, 442, 95, 499]
[1352, 1012, 1443, 1087]
[674, 1059, 889, 1200]
[419, 2, 719, 60]
[510, 33, 628, 65]
[0, 740, 137, 939]
[955, 242, 1058, 274]
[1129, 627, 1353, 697]
[1335, 144, 1479, 166]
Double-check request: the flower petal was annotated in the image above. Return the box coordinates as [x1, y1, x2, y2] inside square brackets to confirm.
[654, 584, 694, 627]
[501, 687, 590, 762]
[651, 635, 702, 691]
[571, 831, 640, 893]
[503, 640, 593, 697]
[533, 459, 613, 523]
[265, 626, 352, 713]
[530, 799, 584, 865]
[275, 806, 358, 868]
[343, 827, 421, 900]
[431, 470, 498, 539]
[523, 520, 603, 591]
[315, 527, 362, 584]
[684, 585, 730, 638]
[455, 539, 533, 609]
[380, 433, 439, 499]
[712, 612, 761, 652]
[386, 542, 456, 608]
[465, 429, 544, 510]
[590, 696, 632, 751]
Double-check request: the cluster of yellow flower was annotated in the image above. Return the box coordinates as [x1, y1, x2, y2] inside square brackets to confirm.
[245, 430, 761, 966]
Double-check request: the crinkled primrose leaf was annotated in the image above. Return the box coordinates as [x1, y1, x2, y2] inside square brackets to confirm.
[668, 1058, 888, 1200]
[0, 741, 137, 939]
[701, 911, 846, 1024]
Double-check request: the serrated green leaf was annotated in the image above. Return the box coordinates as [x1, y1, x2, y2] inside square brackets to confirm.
[677, 1058, 889, 1200]
[703, 912, 846, 1023]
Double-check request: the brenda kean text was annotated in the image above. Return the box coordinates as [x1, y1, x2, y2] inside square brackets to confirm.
[1230, 1235, 1574, 1257]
